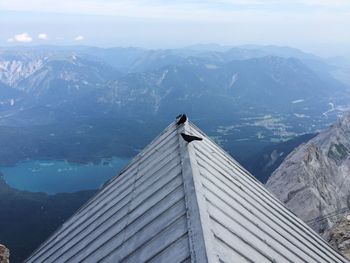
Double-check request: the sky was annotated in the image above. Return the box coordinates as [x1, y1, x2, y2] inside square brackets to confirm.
[1, 0, 350, 56]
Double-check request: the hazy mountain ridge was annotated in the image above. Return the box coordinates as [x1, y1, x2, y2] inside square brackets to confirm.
[0, 52, 119, 93]
[102, 55, 348, 119]
[0, 45, 349, 169]
[266, 113, 350, 234]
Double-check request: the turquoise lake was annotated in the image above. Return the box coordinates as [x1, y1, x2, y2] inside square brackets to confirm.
[0, 157, 130, 194]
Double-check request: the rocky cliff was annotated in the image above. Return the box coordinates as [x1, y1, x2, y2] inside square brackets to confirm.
[0, 245, 9, 263]
[266, 113, 350, 234]
[324, 215, 350, 259]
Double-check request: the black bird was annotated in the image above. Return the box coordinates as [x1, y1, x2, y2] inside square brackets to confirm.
[176, 114, 187, 125]
[181, 133, 203, 143]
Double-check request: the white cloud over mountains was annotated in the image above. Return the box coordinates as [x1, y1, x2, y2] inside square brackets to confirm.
[7, 32, 49, 43]
[6, 32, 85, 43]
[7, 32, 33, 43]
[74, 35, 84, 41]
[38, 33, 48, 40]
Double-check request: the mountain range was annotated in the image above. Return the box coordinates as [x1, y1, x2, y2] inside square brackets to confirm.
[1, 46, 348, 122]
[1, 45, 349, 171]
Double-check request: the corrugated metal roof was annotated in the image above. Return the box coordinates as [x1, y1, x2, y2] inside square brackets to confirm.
[26, 119, 348, 263]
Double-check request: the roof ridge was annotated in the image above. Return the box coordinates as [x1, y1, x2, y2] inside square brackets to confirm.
[26, 116, 348, 263]
[177, 120, 217, 263]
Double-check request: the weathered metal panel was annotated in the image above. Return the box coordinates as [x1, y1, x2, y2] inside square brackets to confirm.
[146, 234, 191, 263]
[26, 123, 192, 263]
[188, 122, 347, 263]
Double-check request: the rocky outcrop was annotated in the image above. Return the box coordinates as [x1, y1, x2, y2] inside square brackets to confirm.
[324, 215, 350, 260]
[266, 113, 350, 234]
[0, 245, 9, 263]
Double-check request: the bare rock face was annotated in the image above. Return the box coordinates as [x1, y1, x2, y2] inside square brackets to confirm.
[0, 244, 10, 263]
[266, 113, 350, 234]
[324, 215, 350, 260]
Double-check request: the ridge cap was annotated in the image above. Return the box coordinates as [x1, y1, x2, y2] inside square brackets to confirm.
[177, 121, 217, 263]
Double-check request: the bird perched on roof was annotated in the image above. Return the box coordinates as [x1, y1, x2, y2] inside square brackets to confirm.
[181, 133, 203, 143]
[176, 114, 187, 125]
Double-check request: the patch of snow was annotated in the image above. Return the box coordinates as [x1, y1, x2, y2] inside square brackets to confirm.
[157, 69, 168, 86]
[294, 113, 309, 118]
[205, 64, 218, 69]
[292, 99, 304, 104]
[229, 73, 238, 88]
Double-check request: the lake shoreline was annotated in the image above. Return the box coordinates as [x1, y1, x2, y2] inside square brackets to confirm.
[0, 157, 130, 194]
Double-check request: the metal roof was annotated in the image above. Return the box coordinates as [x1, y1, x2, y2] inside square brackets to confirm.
[26, 119, 348, 263]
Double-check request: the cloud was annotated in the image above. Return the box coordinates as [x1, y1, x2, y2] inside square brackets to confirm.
[74, 35, 84, 41]
[38, 33, 48, 40]
[8, 32, 33, 43]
